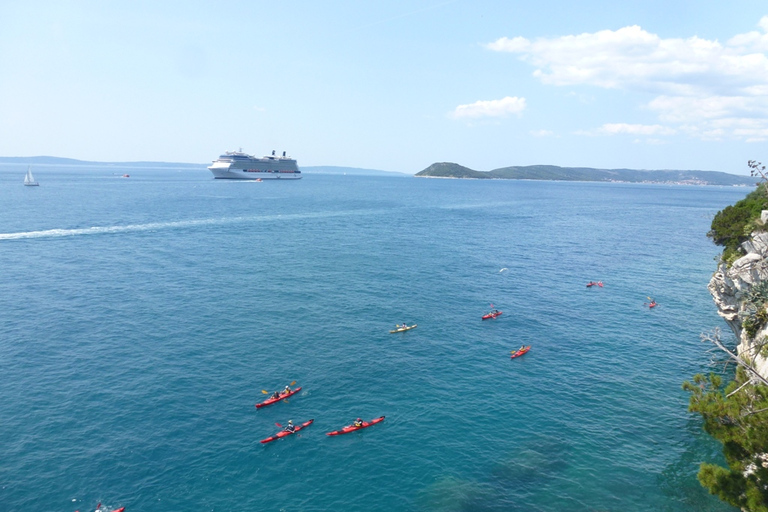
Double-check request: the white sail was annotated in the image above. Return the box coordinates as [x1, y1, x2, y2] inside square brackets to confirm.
[24, 166, 39, 186]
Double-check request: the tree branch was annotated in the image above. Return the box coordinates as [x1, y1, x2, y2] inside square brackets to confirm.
[702, 328, 768, 388]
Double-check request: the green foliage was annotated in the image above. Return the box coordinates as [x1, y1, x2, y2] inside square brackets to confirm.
[683, 370, 768, 510]
[708, 184, 768, 262]
[741, 283, 768, 337]
[748, 281, 768, 306]
[743, 308, 768, 338]
[698, 463, 748, 509]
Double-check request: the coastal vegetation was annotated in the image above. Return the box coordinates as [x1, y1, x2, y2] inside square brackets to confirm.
[683, 366, 768, 512]
[708, 183, 768, 265]
[415, 162, 758, 186]
[686, 161, 768, 511]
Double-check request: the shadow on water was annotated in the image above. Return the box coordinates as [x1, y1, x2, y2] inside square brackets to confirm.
[417, 476, 522, 512]
[417, 439, 571, 512]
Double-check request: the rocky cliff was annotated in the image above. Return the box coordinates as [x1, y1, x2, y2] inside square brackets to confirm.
[709, 214, 768, 380]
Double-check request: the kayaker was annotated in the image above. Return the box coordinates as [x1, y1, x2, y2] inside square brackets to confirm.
[284, 385, 291, 394]
[284, 420, 295, 432]
[353, 418, 363, 427]
[271, 391, 281, 399]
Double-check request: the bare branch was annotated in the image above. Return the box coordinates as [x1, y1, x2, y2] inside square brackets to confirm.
[727, 378, 754, 397]
[743, 406, 768, 417]
[702, 328, 768, 387]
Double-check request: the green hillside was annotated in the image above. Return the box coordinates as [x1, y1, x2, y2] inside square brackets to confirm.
[416, 162, 489, 179]
[415, 163, 757, 186]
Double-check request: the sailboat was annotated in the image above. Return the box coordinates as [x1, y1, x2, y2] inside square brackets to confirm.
[24, 166, 39, 186]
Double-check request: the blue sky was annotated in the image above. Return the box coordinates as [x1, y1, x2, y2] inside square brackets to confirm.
[2, 1, 768, 174]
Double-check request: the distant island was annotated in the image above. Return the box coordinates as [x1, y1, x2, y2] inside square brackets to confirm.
[415, 162, 757, 186]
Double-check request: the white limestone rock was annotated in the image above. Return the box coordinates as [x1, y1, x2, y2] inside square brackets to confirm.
[709, 219, 768, 380]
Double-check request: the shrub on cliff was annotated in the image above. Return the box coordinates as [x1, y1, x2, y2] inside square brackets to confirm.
[708, 183, 768, 264]
[684, 370, 768, 511]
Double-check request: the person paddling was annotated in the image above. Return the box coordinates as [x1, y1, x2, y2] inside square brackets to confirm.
[353, 418, 363, 428]
[283, 420, 295, 433]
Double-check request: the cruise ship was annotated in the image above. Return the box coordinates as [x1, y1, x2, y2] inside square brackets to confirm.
[208, 149, 302, 180]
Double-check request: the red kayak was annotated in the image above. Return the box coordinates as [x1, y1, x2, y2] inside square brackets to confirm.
[260, 419, 313, 443]
[255, 386, 302, 409]
[326, 416, 385, 436]
[76, 504, 124, 512]
[648, 301, 657, 308]
[482, 310, 502, 320]
[510, 345, 531, 359]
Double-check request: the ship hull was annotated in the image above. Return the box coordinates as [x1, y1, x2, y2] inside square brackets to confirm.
[210, 169, 302, 180]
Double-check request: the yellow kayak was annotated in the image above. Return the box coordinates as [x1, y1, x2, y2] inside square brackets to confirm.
[390, 324, 417, 333]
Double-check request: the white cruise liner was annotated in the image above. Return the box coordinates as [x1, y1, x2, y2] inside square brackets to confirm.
[208, 149, 302, 180]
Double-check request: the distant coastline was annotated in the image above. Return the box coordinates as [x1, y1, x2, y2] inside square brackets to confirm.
[0, 157, 408, 177]
[415, 162, 757, 186]
[0, 156, 756, 184]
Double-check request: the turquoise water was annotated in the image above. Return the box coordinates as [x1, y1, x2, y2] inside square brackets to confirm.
[0, 166, 745, 511]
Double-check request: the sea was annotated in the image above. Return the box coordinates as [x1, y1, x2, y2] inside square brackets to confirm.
[0, 164, 749, 512]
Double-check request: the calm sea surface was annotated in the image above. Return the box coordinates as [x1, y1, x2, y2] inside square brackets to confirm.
[0, 165, 748, 511]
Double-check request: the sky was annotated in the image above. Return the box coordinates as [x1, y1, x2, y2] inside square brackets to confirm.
[1, 1, 768, 174]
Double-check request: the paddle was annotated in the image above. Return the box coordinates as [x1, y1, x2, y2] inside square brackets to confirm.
[262, 381, 297, 395]
[275, 421, 298, 434]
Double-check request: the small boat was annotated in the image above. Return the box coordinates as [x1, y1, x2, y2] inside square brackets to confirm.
[23, 166, 39, 186]
[121, 174, 130, 178]
[326, 416, 385, 436]
[255, 386, 302, 409]
[482, 310, 502, 320]
[586, 281, 603, 288]
[390, 324, 417, 333]
[260, 419, 314, 443]
[76, 504, 124, 512]
[648, 301, 657, 308]
[510, 345, 531, 359]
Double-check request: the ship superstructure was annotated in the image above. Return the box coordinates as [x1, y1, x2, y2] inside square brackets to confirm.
[208, 149, 301, 180]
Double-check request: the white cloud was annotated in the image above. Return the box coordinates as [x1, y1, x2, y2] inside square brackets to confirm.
[486, 18, 768, 140]
[599, 123, 677, 136]
[648, 94, 768, 123]
[451, 96, 526, 119]
[530, 129, 555, 137]
[577, 123, 676, 138]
